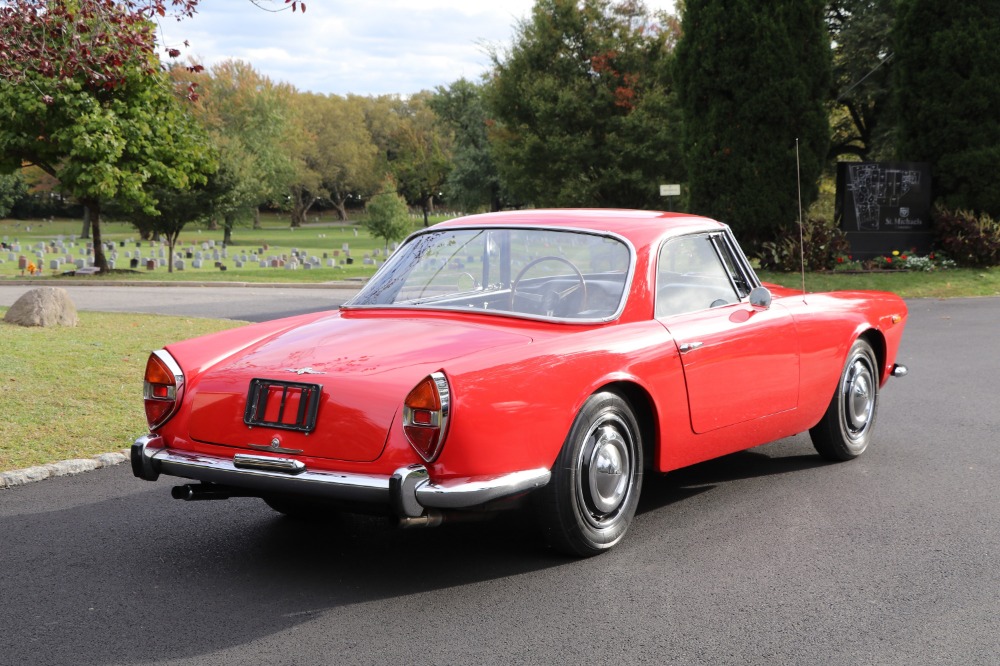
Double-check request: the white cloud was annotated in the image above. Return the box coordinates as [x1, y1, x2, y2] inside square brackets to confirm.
[160, 0, 676, 96]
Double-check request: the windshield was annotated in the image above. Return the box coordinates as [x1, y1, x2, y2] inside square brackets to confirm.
[346, 227, 633, 321]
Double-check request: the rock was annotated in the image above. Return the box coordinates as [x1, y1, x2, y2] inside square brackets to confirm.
[3, 287, 79, 327]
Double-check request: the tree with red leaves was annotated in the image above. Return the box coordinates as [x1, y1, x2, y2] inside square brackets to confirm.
[0, 0, 219, 272]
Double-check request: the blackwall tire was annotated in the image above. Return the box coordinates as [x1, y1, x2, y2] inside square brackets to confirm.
[536, 391, 643, 557]
[810, 338, 880, 461]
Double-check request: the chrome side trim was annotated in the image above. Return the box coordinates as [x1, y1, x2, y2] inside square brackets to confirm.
[891, 363, 908, 378]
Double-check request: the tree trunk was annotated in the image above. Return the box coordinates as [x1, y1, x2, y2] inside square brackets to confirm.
[332, 196, 348, 221]
[253, 207, 262, 230]
[421, 193, 430, 227]
[223, 213, 235, 245]
[80, 207, 91, 239]
[290, 191, 317, 228]
[83, 199, 109, 273]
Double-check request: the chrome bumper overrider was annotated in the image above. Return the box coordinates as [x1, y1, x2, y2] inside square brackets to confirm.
[131, 434, 550, 518]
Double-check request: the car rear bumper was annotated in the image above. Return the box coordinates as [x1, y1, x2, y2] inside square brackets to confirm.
[131, 434, 550, 518]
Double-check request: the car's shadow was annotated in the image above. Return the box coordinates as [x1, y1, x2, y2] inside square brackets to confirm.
[1, 443, 829, 665]
[638, 446, 830, 514]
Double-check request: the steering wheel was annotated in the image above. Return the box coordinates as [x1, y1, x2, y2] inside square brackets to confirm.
[511, 255, 588, 316]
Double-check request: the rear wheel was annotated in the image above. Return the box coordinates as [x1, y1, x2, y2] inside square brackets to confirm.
[810, 339, 879, 461]
[536, 391, 643, 556]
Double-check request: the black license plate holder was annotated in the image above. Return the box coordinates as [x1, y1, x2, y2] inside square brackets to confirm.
[243, 379, 322, 432]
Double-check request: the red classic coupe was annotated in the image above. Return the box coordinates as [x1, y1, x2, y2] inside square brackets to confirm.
[132, 209, 908, 556]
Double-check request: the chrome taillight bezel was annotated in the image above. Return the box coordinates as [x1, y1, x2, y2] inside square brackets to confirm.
[402, 371, 451, 462]
[143, 349, 184, 430]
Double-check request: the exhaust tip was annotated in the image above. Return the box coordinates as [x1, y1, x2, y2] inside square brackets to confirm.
[171, 485, 196, 500]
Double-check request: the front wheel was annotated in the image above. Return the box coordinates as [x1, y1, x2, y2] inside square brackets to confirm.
[536, 391, 643, 557]
[810, 338, 880, 461]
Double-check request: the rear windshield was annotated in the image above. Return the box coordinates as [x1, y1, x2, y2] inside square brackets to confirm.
[346, 227, 633, 322]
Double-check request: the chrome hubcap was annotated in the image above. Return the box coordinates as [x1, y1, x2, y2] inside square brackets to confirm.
[844, 358, 875, 438]
[578, 416, 634, 527]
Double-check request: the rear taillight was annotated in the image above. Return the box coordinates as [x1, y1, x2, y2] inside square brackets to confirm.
[403, 371, 450, 462]
[143, 350, 184, 430]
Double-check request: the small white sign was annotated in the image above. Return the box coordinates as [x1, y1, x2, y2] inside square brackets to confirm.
[660, 184, 681, 197]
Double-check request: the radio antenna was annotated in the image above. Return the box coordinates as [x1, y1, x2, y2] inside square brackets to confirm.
[796, 138, 806, 302]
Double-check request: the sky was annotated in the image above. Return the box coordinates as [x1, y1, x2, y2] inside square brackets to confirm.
[158, 0, 677, 97]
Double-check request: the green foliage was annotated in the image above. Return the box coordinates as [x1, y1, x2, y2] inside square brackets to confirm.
[0, 172, 27, 218]
[374, 92, 452, 226]
[893, 0, 1000, 218]
[175, 61, 297, 230]
[364, 178, 411, 250]
[485, 0, 683, 209]
[758, 217, 850, 271]
[0, 7, 216, 272]
[826, 0, 896, 161]
[675, 0, 831, 250]
[932, 207, 1000, 268]
[431, 79, 505, 212]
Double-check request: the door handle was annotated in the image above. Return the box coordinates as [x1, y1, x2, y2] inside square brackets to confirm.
[679, 341, 703, 353]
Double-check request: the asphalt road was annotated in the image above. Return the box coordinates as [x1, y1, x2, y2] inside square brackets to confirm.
[0, 283, 362, 322]
[1, 288, 998, 665]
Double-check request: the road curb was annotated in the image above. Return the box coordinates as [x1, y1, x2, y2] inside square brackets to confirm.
[1, 449, 130, 489]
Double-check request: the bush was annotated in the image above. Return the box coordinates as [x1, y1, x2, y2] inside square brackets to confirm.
[758, 217, 851, 271]
[933, 207, 1000, 268]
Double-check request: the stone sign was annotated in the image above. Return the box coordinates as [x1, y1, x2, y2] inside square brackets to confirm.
[836, 161, 933, 257]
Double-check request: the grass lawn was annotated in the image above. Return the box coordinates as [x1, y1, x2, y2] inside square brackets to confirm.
[0, 309, 245, 471]
[759, 266, 1000, 298]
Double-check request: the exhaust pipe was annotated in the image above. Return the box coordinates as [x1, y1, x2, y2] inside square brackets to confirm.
[398, 510, 445, 529]
[171, 484, 254, 501]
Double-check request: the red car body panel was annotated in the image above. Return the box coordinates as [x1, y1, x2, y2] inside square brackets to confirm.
[135, 209, 908, 525]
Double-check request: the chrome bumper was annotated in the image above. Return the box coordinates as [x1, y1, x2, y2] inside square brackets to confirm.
[131, 434, 550, 518]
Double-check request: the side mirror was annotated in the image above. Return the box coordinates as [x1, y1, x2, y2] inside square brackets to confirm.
[749, 286, 772, 309]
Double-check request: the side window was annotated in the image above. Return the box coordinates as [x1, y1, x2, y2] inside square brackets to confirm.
[656, 234, 741, 318]
[714, 235, 753, 299]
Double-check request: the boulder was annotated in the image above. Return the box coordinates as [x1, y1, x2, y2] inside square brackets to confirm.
[3, 287, 79, 327]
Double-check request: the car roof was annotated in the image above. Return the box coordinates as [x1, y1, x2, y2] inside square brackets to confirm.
[433, 209, 727, 248]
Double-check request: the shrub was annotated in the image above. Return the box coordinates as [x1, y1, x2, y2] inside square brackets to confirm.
[932, 207, 1000, 267]
[758, 217, 851, 272]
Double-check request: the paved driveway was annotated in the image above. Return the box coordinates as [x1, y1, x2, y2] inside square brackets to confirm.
[1, 292, 998, 665]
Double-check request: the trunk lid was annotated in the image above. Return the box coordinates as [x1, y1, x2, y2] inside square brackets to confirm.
[185, 313, 531, 462]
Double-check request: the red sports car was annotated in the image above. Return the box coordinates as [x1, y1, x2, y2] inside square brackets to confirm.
[132, 209, 908, 556]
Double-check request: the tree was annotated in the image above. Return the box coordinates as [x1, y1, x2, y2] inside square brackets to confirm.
[485, 0, 683, 210]
[675, 0, 831, 250]
[285, 92, 380, 226]
[431, 79, 506, 212]
[129, 176, 216, 273]
[174, 60, 296, 241]
[0, 0, 303, 102]
[363, 92, 451, 226]
[0, 1, 216, 272]
[364, 177, 411, 251]
[894, 0, 1000, 218]
[826, 0, 896, 162]
[0, 172, 27, 218]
